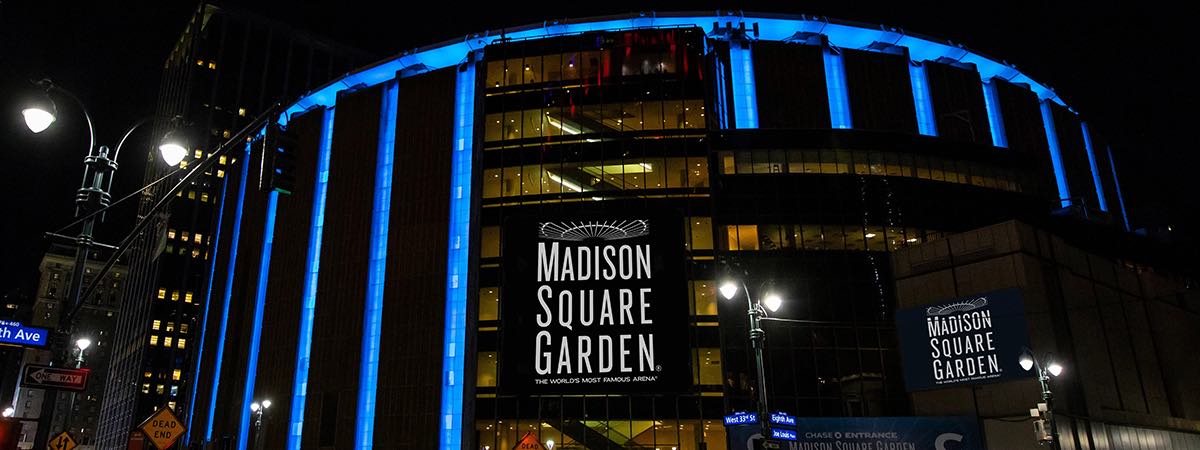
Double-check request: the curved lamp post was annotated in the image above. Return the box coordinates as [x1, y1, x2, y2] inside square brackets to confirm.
[1019, 349, 1064, 448]
[720, 280, 782, 437]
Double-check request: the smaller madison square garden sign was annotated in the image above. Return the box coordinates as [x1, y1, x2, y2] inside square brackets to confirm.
[896, 288, 1033, 391]
[500, 212, 691, 394]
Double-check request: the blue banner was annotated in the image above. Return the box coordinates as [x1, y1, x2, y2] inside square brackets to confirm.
[726, 416, 981, 450]
[895, 288, 1032, 391]
[0, 321, 48, 347]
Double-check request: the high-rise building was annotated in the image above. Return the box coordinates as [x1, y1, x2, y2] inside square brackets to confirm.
[174, 11, 1197, 450]
[10, 245, 127, 449]
[94, 4, 375, 448]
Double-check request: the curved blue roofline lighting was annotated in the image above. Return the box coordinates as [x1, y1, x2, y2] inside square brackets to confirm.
[280, 13, 1068, 121]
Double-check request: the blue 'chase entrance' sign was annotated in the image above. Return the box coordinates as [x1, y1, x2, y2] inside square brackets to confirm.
[895, 288, 1032, 391]
[0, 320, 48, 347]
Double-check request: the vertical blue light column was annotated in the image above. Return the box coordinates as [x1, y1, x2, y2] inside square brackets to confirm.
[236, 191, 279, 450]
[713, 58, 730, 129]
[982, 81, 1008, 148]
[206, 143, 253, 439]
[823, 48, 852, 129]
[727, 40, 758, 129]
[440, 62, 476, 450]
[909, 63, 937, 136]
[288, 108, 335, 450]
[185, 153, 233, 443]
[1107, 146, 1131, 231]
[1039, 102, 1071, 207]
[355, 81, 398, 450]
[1080, 123, 1109, 211]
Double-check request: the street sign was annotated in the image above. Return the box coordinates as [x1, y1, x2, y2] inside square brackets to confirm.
[0, 320, 48, 347]
[21, 365, 89, 391]
[47, 431, 76, 450]
[137, 407, 185, 450]
[513, 432, 548, 450]
[724, 412, 757, 426]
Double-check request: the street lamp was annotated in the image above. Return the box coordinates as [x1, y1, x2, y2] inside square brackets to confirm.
[1020, 349, 1064, 448]
[250, 398, 271, 450]
[719, 279, 783, 437]
[74, 337, 92, 368]
[2, 406, 13, 418]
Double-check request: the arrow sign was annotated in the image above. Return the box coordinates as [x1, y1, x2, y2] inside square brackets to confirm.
[47, 431, 77, 450]
[21, 365, 89, 391]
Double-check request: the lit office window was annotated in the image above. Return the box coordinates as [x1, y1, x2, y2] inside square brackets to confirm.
[690, 281, 717, 316]
[184, 292, 193, 303]
[142, 383, 150, 394]
[166, 322, 174, 332]
[725, 225, 760, 251]
[167, 229, 176, 239]
[152, 320, 161, 331]
[217, 170, 225, 178]
[150, 335, 159, 346]
[177, 338, 186, 349]
[172, 369, 181, 381]
[157, 385, 165, 394]
[144, 371, 153, 378]
[687, 217, 713, 251]
[479, 288, 499, 322]
[476, 352, 497, 387]
[694, 348, 723, 385]
[481, 226, 500, 258]
[164, 337, 173, 347]
[171, 291, 179, 301]
[170, 386, 179, 397]
[193, 149, 203, 159]
[180, 324, 188, 334]
[238, 108, 246, 117]
[181, 231, 190, 242]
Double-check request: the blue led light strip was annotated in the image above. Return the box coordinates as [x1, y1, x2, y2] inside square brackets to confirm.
[206, 143, 253, 439]
[236, 191, 279, 450]
[823, 48, 852, 129]
[287, 107, 335, 450]
[1039, 102, 1071, 207]
[1080, 123, 1109, 211]
[982, 81, 1008, 148]
[727, 41, 758, 129]
[185, 154, 233, 443]
[355, 81, 398, 450]
[909, 63, 937, 136]
[1106, 146, 1131, 231]
[440, 61, 476, 450]
[713, 57, 730, 129]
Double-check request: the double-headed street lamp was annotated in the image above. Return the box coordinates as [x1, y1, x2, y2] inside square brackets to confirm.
[1019, 349, 1065, 448]
[720, 280, 782, 438]
[250, 399, 272, 450]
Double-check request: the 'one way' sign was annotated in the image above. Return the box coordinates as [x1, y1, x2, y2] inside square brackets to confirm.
[21, 364, 89, 391]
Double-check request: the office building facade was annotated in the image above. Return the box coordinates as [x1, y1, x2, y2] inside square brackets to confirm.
[182, 12, 1195, 450]
[94, 4, 374, 448]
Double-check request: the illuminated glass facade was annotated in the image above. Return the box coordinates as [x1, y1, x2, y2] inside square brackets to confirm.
[182, 12, 1153, 450]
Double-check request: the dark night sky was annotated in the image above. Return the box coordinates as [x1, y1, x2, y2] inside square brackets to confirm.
[1, 1, 1196, 299]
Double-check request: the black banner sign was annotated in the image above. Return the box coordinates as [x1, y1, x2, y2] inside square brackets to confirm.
[500, 211, 691, 394]
[896, 288, 1033, 391]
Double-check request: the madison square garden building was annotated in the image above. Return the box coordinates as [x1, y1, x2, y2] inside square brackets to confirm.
[174, 12, 1200, 450]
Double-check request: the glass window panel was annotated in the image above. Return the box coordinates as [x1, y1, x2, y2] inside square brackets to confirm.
[780, 225, 797, 249]
[767, 150, 787, 174]
[522, 164, 541, 195]
[479, 288, 499, 321]
[865, 225, 886, 251]
[483, 169, 501, 198]
[666, 157, 688, 188]
[666, 99, 687, 129]
[481, 226, 501, 258]
[696, 348, 723, 385]
[721, 152, 736, 175]
[562, 52, 581, 80]
[502, 110, 521, 140]
[522, 109, 543, 139]
[582, 51, 602, 81]
[899, 153, 916, 177]
[685, 100, 705, 128]
[501, 166, 521, 197]
[844, 224, 866, 251]
[477, 352, 497, 387]
[836, 150, 853, 174]
[787, 150, 803, 174]
[852, 150, 870, 175]
[692, 281, 717, 316]
[642, 101, 664, 130]
[504, 58, 522, 86]
[543, 53, 562, 82]
[640, 157, 664, 189]
[820, 150, 842, 174]
[824, 224, 847, 251]
[690, 157, 709, 187]
[758, 225, 783, 250]
[621, 102, 643, 132]
[886, 227, 906, 251]
[734, 151, 753, 175]
[868, 152, 885, 175]
[737, 225, 760, 251]
[929, 157, 946, 181]
[522, 55, 541, 84]
[485, 61, 505, 88]
[689, 217, 713, 250]
[724, 225, 739, 250]
[957, 160, 971, 184]
[915, 155, 930, 179]
[801, 224, 825, 250]
[885, 153, 903, 176]
[541, 164, 563, 194]
[802, 150, 821, 174]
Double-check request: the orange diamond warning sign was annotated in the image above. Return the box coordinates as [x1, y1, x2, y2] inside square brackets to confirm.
[47, 431, 76, 450]
[513, 431, 548, 450]
[137, 406, 186, 449]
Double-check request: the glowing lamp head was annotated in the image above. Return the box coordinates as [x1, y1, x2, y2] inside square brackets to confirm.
[719, 281, 739, 300]
[1046, 361, 1064, 377]
[2, 406, 14, 418]
[23, 107, 56, 133]
[75, 338, 92, 351]
[545, 440, 554, 450]
[250, 402, 260, 412]
[1018, 354, 1035, 372]
[261, 399, 272, 409]
[158, 134, 188, 167]
[762, 293, 782, 312]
